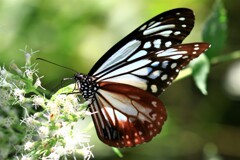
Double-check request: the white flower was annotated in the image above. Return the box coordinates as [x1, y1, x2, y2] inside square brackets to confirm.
[47, 101, 60, 117]
[62, 101, 75, 114]
[12, 88, 25, 103]
[24, 141, 34, 151]
[81, 144, 94, 160]
[22, 63, 38, 80]
[43, 152, 61, 160]
[34, 74, 45, 90]
[19, 46, 39, 66]
[52, 120, 93, 160]
[54, 121, 70, 137]
[66, 94, 79, 106]
[55, 94, 67, 106]
[32, 95, 45, 108]
[13, 88, 25, 97]
[20, 114, 40, 131]
[24, 68, 34, 80]
[38, 126, 49, 138]
[44, 145, 64, 160]
[20, 155, 32, 160]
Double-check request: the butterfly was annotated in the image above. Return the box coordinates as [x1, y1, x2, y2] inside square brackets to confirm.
[74, 8, 210, 147]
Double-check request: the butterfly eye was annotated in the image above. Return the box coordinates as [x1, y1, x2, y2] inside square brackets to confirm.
[74, 8, 210, 147]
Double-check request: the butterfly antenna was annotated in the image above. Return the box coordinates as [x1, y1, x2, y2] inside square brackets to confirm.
[36, 58, 78, 73]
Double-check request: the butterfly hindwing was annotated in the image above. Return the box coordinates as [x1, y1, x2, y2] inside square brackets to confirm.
[89, 82, 167, 147]
[89, 8, 195, 76]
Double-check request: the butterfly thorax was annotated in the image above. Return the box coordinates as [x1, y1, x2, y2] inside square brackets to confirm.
[74, 73, 98, 100]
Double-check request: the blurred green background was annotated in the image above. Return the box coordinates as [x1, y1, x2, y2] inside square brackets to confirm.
[0, 0, 240, 159]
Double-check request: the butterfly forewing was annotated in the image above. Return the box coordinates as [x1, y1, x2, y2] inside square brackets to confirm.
[89, 8, 195, 76]
[94, 43, 210, 96]
[89, 82, 167, 147]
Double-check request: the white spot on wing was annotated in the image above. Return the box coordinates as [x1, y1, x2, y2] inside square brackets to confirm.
[152, 113, 157, 120]
[152, 101, 157, 107]
[149, 70, 161, 79]
[148, 21, 155, 26]
[148, 22, 161, 29]
[182, 24, 187, 28]
[153, 39, 161, 48]
[143, 41, 151, 49]
[132, 67, 152, 76]
[128, 50, 147, 61]
[174, 31, 181, 35]
[170, 55, 183, 59]
[159, 30, 173, 37]
[139, 25, 147, 31]
[161, 74, 168, 81]
[171, 63, 177, 69]
[179, 17, 186, 21]
[143, 24, 175, 35]
[151, 61, 160, 67]
[161, 61, 168, 69]
[194, 47, 200, 50]
[165, 41, 172, 47]
[151, 84, 158, 93]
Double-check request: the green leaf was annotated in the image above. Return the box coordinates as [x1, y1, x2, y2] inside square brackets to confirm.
[112, 147, 123, 158]
[190, 54, 210, 95]
[202, 0, 227, 60]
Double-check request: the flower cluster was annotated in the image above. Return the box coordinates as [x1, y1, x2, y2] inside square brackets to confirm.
[0, 47, 94, 160]
[20, 94, 94, 160]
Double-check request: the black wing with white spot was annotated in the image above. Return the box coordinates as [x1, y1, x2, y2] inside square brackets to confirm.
[96, 43, 210, 96]
[88, 8, 195, 76]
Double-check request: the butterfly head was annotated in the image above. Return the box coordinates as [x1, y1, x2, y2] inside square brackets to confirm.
[74, 73, 98, 100]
